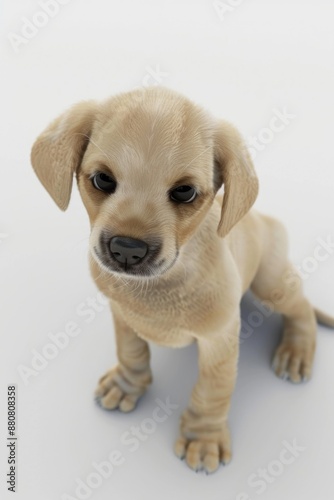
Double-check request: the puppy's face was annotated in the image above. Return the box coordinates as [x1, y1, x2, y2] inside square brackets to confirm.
[31, 88, 258, 279]
[78, 96, 216, 278]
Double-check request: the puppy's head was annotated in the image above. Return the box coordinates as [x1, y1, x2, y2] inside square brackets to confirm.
[31, 88, 258, 278]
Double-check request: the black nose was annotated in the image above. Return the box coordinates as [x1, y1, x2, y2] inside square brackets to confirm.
[109, 236, 148, 266]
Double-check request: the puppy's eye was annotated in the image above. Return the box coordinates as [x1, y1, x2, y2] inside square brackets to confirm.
[170, 185, 197, 203]
[92, 172, 117, 193]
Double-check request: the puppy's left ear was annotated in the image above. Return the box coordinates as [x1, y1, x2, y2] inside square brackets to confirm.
[213, 120, 259, 237]
[31, 101, 97, 210]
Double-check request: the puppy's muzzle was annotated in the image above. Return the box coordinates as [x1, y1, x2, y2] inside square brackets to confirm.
[109, 236, 148, 267]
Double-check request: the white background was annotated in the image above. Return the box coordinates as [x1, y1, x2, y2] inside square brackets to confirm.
[1, 1, 334, 499]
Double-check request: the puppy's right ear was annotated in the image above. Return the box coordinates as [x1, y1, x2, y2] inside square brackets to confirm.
[31, 101, 97, 210]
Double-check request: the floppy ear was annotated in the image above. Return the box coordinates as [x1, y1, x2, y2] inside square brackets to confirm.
[31, 101, 97, 210]
[213, 120, 259, 237]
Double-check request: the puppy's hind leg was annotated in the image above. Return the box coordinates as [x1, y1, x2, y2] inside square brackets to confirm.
[251, 217, 317, 383]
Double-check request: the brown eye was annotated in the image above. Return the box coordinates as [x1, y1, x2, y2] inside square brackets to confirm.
[170, 185, 197, 203]
[92, 172, 117, 193]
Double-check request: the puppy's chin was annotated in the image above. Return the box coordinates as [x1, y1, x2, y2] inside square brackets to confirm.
[91, 246, 179, 280]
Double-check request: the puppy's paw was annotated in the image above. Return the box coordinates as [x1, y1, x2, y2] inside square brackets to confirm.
[95, 365, 152, 412]
[174, 420, 231, 474]
[272, 340, 315, 383]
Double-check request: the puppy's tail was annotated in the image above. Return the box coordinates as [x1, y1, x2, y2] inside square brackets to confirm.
[314, 308, 334, 329]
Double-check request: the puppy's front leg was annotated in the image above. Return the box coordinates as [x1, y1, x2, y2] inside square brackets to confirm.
[175, 319, 239, 473]
[95, 304, 152, 412]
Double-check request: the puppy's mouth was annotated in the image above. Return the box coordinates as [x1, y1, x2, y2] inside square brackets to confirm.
[92, 232, 178, 278]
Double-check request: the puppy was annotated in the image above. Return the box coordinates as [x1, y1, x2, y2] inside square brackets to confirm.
[31, 87, 334, 473]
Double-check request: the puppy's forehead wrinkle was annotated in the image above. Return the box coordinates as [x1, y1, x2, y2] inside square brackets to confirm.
[87, 135, 213, 186]
[93, 89, 215, 170]
[81, 89, 216, 196]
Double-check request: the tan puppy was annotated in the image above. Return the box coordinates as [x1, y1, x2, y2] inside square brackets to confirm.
[31, 87, 334, 474]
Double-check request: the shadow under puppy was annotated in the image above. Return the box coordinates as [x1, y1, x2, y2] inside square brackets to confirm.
[31, 87, 334, 473]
